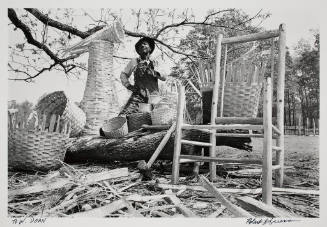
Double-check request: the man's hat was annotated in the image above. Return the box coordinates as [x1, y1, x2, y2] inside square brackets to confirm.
[135, 37, 155, 55]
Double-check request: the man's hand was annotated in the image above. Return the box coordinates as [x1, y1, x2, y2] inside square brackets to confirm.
[127, 84, 139, 93]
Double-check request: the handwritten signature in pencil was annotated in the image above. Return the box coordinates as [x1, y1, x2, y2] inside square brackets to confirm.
[246, 217, 300, 225]
[11, 205, 47, 225]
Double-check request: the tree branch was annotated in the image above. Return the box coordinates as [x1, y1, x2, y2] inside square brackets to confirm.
[154, 9, 237, 38]
[9, 62, 57, 82]
[9, 8, 80, 81]
[25, 8, 90, 38]
[9, 8, 60, 62]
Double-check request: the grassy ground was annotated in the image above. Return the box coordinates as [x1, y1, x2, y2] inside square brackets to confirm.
[214, 135, 319, 217]
[217, 135, 319, 188]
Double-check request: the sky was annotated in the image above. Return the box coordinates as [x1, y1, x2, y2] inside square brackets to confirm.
[6, 1, 321, 105]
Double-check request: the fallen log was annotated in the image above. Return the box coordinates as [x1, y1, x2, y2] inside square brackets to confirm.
[65, 128, 251, 163]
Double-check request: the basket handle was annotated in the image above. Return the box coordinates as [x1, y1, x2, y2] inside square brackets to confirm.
[48, 114, 57, 132]
[26, 111, 39, 130]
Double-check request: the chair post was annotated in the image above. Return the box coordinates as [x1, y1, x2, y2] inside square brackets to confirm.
[263, 61, 273, 205]
[209, 33, 223, 181]
[275, 24, 286, 187]
[220, 45, 228, 117]
[172, 85, 185, 184]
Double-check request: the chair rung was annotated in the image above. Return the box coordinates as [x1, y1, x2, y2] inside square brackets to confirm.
[179, 158, 204, 163]
[272, 146, 282, 151]
[215, 117, 263, 125]
[272, 125, 281, 135]
[181, 140, 212, 147]
[272, 165, 281, 170]
[215, 117, 278, 125]
[179, 155, 266, 165]
[182, 124, 263, 131]
[216, 133, 264, 138]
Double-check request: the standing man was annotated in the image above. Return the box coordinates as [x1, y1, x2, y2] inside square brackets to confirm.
[119, 37, 166, 115]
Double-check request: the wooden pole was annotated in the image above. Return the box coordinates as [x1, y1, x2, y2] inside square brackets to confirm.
[147, 122, 176, 168]
[275, 24, 286, 187]
[270, 38, 275, 104]
[222, 29, 279, 45]
[298, 115, 301, 135]
[209, 33, 223, 181]
[220, 45, 228, 117]
[172, 85, 185, 184]
[263, 66, 273, 205]
[313, 118, 316, 136]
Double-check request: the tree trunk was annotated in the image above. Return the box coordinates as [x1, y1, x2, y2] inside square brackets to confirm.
[65, 129, 252, 163]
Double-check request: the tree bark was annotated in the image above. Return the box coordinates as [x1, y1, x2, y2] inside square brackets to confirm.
[65, 129, 252, 163]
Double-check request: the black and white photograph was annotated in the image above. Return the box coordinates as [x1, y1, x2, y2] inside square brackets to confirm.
[2, 0, 324, 226]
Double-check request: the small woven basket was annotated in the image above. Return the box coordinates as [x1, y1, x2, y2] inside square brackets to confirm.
[35, 91, 86, 137]
[102, 117, 128, 138]
[8, 113, 70, 172]
[151, 107, 177, 125]
[127, 112, 152, 132]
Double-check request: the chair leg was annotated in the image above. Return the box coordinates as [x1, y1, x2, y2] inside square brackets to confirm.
[262, 75, 273, 205]
[275, 139, 284, 187]
[209, 130, 217, 181]
[172, 86, 185, 184]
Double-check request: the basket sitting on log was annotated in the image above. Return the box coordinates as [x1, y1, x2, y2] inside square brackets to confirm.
[127, 112, 152, 132]
[151, 106, 177, 125]
[101, 117, 128, 138]
[35, 91, 86, 137]
[8, 112, 70, 172]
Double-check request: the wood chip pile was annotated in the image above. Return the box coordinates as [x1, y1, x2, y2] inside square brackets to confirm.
[8, 161, 319, 218]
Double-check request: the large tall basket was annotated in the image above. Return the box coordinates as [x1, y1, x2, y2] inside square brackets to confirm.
[64, 21, 125, 135]
[79, 23, 125, 134]
[80, 40, 121, 134]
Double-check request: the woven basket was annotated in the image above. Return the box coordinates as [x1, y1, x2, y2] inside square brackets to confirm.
[102, 117, 128, 138]
[218, 82, 262, 117]
[200, 58, 266, 118]
[64, 21, 124, 56]
[151, 107, 177, 125]
[8, 130, 69, 171]
[127, 112, 152, 132]
[8, 112, 70, 172]
[35, 91, 86, 137]
[80, 40, 120, 134]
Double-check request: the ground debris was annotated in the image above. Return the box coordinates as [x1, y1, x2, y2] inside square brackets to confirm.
[8, 135, 319, 218]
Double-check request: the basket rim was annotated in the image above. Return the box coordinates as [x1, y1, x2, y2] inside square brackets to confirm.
[103, 117, 127, 131]
[9, 128, 70, 137]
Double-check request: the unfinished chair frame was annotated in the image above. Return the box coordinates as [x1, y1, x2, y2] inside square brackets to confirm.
[172, 24, 286, 205]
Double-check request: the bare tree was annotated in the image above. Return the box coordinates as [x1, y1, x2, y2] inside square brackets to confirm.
[8, 8, 268, 81]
